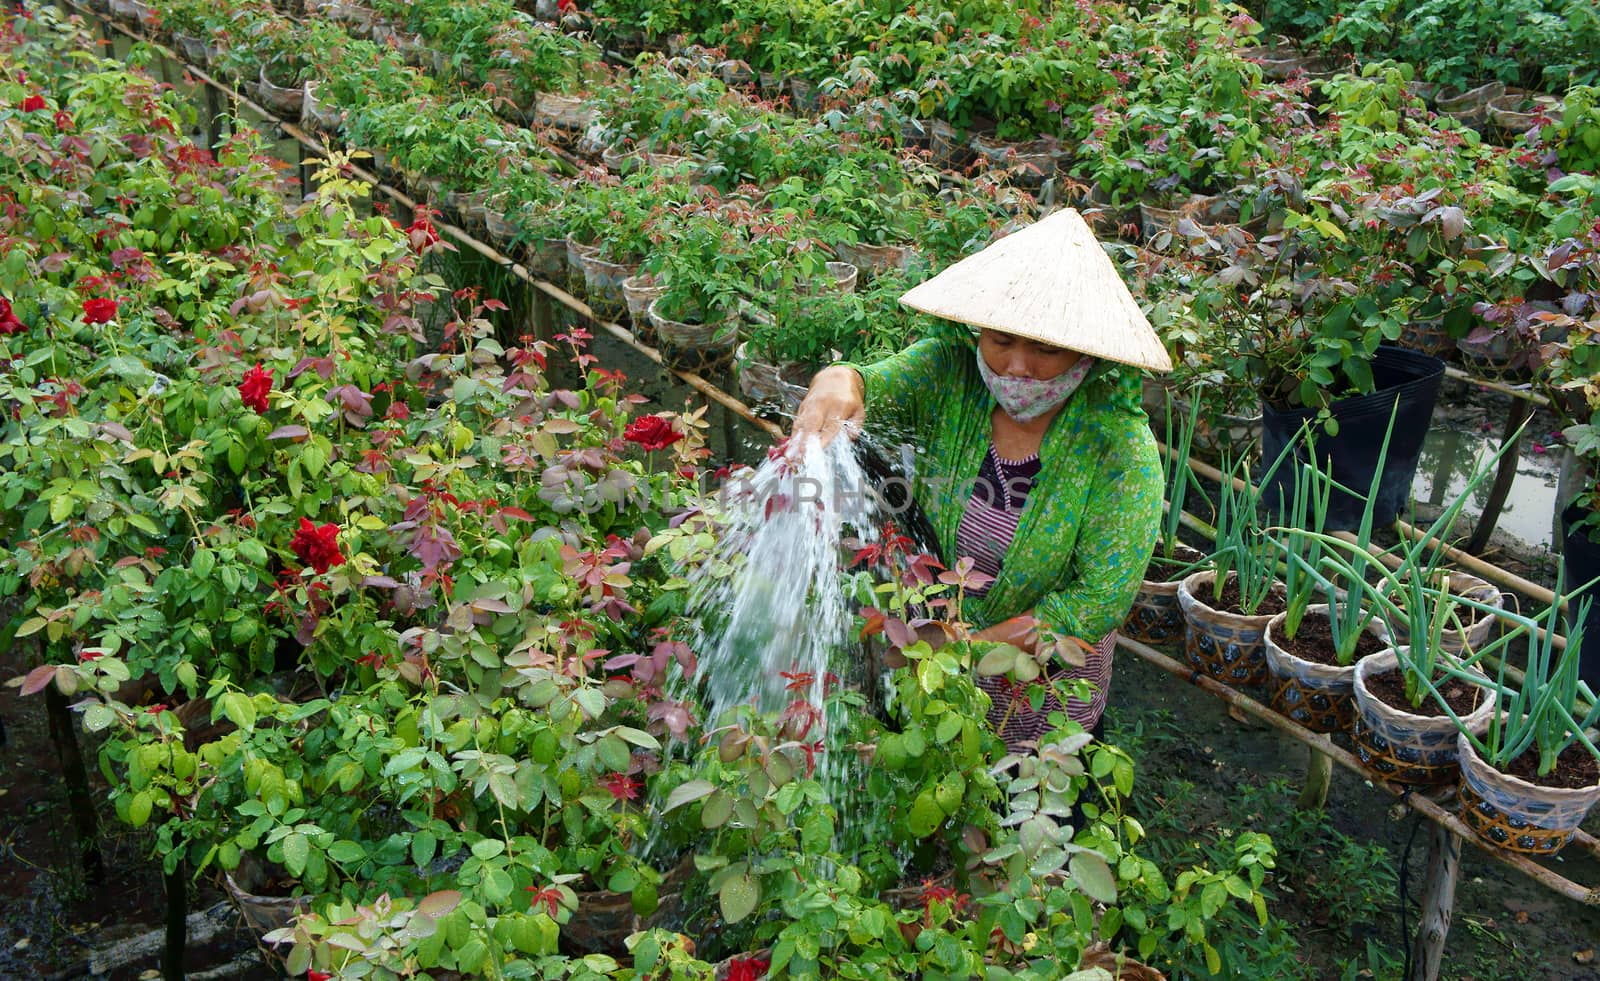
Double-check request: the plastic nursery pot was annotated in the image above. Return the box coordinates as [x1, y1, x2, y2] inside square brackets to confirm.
[1259, 345, 1445, 531]
[1382, 571, 1503, 657]
[1456, 731, 1600, 856]
[1262, 604, 1382, 734]
[1122, 545, 1206, 647]
[562, 858, 694, 956]
[1562, 502, 1600, 690]
[1176, 570, 1277, 688]
[1351, 648, 1493, 786]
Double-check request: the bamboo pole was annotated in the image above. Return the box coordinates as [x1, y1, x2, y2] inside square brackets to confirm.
[1115, 635, 1600, 904]
[1442, 365, 1549, 408]
[1409, 824, 1461, 981]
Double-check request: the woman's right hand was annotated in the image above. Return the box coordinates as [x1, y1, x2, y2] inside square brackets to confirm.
[788, 365, 865, 454]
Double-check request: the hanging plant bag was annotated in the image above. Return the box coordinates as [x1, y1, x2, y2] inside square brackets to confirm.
[1260, 345, 1444, 530]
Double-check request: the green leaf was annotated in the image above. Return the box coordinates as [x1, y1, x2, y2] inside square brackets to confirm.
[328, 840, 366, 864]
[220, 691, 257, 731]
[718, 873, 760, 923]
[128, 790, 153, 828]
[1069, 851, 1118, 904]
[662, 779, 716, 813]
[700, 790, 734, 829]
[282, 832, 310, 877]
[412, 832, 438, 868]
[483, 868, 514, 904]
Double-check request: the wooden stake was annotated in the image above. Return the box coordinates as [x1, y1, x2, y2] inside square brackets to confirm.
[1297, 749, 1331, 811]
[1464, 401, 1536, 555]
[1408, 824, 1462, 981]
[45, 683, 103, 884]
[163, 859, 187, 981]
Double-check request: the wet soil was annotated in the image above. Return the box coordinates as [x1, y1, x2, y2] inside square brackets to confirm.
[1365, 665, 1485, 718]
[1501, 744, 1600, 793]
[1277, 611, 1387, 667]
[1198, 574, 1289, 618]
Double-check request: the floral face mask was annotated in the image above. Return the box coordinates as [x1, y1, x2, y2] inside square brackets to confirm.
[975, 347, 1095, 422]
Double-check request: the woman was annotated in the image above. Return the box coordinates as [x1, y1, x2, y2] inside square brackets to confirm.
[791, 209, 1169, 749]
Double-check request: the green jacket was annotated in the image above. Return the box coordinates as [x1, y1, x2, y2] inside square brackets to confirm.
[852, 336, 1163, 642]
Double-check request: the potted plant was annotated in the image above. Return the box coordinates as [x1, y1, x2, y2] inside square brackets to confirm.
[1177, 445, 1294, 689]
[642, 213, 745, 369]
[1123, 388, 1209, 647]
[1264, 447, 1392, 734]
[1455, 586, 1599, 855]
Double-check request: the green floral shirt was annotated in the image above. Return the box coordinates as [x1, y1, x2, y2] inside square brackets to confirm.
[851, 336, 1163, 642]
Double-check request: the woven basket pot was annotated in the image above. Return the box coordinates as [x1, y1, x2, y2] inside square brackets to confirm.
[1456, 731, 1600, 856]
[795, 261, 859, 295]
[1262, 605, 1369, 734]
[832, 240, 916, 278]
[482, 204, 517, 253]
[1435, 81, 1506, 130]
[577, 253, 637, 321]
[1123, 547, 1207, 647]
[648, 298, 738, 372]
[928, 119, 976, 171]
[1398, 317, 1454, 357]
[174, 33, 207, 67]
[564, 236, 599, 292]
[1351, 648, 1492, 785]
[256, 65, 306, 118]
[968, 135, 1066, 189]
[1383, 572, 1503, 656]
[1176, 570, 1276, 688]
[734, 342, 809, 411]
[444, 188, 490, 230]
[1485, 90, 1562, 139]
[621, 274, 666, 338]
[529, 92, 595, 133]
[301, 80, 345, 134]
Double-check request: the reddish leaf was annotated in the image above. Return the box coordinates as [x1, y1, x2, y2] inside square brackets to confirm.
[19, 664, 59, 696]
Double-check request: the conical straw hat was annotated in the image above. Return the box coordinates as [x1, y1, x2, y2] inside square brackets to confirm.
[899, 208, 1172, 372]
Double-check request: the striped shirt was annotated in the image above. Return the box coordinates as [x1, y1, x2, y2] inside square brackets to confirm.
[958, 444, 1114, 748]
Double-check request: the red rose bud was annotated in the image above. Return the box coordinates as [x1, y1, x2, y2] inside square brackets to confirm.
[21, 94, 46, 112]
[239, 362, 273, 413]
[622, 414, 683, 451]
[290, 517, 345, 574]
[82, 297, 118, 324]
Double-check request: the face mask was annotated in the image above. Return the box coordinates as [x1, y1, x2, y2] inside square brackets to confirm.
[975, 347, 1094, 422]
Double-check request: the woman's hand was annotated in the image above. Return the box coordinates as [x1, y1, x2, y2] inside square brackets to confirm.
[789, 365, 865, 454]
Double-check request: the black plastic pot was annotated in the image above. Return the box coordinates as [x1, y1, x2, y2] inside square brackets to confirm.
[1562, 502, 1600, 689]
[1260, 345, 1445, 530]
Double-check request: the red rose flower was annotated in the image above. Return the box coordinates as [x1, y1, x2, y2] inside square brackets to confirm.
[21, 94, 46, 112]
[726, 955, 770, 981]
[405, 215, 441, 253]
[53, 109, 72, 130]
[82, 297, 118, 324]
[0, 297, 23, 336]
[239, 362, 273, 413]
[290, 517, 344, 574]
[308, 972, 333, 981]
[622, 414, 682, 451]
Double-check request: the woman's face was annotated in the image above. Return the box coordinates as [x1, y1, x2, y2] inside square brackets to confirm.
[978, 329, 1082, 380]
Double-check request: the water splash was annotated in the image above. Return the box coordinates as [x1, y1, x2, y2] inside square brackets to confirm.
[685, 436, 882, 727]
